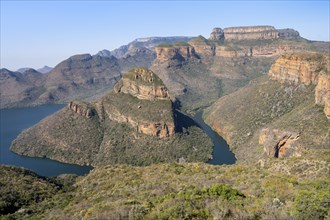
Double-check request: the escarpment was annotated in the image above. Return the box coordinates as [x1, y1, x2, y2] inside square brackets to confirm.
[204, 52, 329, 164]
[269, 52, 330, 118]
[11, 68, 213, 166]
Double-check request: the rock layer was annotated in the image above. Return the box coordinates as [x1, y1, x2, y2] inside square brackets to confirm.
[268, 53, 324, 85]
[224, 26, 279, 41]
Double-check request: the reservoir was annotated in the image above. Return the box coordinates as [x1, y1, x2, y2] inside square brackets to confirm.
[0, 105, 235, 177]
[192, 111, 236, 165]
[0, 104, 92, 177]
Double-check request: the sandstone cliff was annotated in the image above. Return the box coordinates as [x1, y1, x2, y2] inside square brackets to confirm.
[315, 73, 330, 118]
[268, 53, 324, 85]
[114, 67, 170, 100]
[155, 43, 196, 63]
[268, 52, 330, 118]
[223, 26, 279, 41]
[11, 68, 213, 166]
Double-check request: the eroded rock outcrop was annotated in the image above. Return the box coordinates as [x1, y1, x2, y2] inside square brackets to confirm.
[188, 36, 215, 57]
[155, 45, 196, 63]
[224, 26, 279, 41]
[259, 128, 301, 158]
[68, 101, 95, 118]
[114, 67, 170, 100]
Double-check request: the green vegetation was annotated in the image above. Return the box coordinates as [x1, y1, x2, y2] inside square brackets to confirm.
[1, 163, 329, 219]
[204, 75, 330, 164]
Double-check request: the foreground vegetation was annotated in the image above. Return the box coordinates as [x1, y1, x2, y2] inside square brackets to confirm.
[1, 163, 329, 219]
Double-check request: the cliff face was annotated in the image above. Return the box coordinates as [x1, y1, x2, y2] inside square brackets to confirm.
[268, 53, 330, 118]
[155, 45, 196, 63]
[315, 73, 330, 118]
[223, 26, 279, 41]
[268, 53, 324, 85]
[188, 36, 215, 57]
[114, 68, 170, 100]
[110, 68, 174, 137]
[68, 101, 96, 118]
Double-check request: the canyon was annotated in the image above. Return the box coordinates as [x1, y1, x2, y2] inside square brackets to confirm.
[10, 68, 212, 166]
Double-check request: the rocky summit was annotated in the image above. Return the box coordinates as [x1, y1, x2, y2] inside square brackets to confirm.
[11, 68, 213, 166]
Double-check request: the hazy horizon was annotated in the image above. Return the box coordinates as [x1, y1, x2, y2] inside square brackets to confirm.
[1, 0, 329, 70]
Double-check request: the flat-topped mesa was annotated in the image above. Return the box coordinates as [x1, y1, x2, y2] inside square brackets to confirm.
[68, 101, 96, 118]
[114, 67, 170, 100]
[224, 25, 279, 41]
[155, 42, 196, 63]
[268, 53, 325, 85]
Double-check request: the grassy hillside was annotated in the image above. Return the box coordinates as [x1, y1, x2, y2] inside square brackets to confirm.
[1, 163, 329, 219]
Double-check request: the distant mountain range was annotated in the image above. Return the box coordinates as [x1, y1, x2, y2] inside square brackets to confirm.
[16, 66, 53, 74]
[1, 27, 329, 109]
[97, 36, 192, 58]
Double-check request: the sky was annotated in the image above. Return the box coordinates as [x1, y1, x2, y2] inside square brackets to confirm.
[1, 0, 329, 70]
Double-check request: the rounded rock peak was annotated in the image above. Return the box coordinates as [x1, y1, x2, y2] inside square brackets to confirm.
[124, 67, 164, 86]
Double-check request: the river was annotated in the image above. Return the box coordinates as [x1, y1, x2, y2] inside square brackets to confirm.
[192, 111, 236, 165]
[0, 105, 235, 177]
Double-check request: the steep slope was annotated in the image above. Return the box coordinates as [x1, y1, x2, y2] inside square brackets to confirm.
[42, 54, 122, 102]
[150, 26, 328, 112]
[204, 52, 330, 165]
[0, 68, 45, 108]
[11, 68, 213, 166]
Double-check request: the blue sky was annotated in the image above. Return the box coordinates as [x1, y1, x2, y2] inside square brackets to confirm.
[1, 1, 329, 70]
